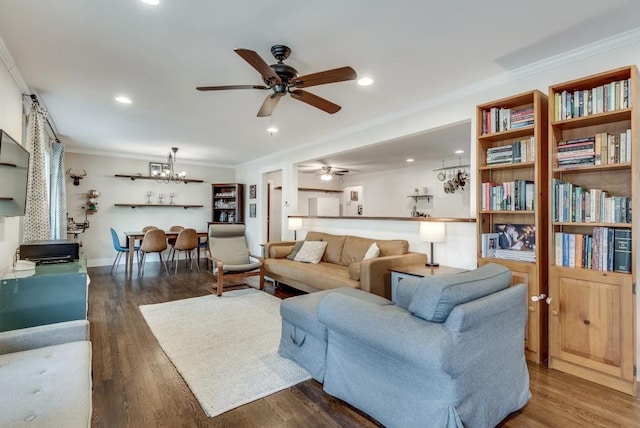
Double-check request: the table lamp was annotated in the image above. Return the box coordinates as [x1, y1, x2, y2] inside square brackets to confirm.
[288, 217, 302, 240]
[419, 221, 446, 267]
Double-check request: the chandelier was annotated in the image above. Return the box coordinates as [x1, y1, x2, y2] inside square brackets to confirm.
[152, 147, 187, 183]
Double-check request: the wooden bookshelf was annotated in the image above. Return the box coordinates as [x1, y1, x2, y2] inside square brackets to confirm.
[476, 90, 549, 364]
[212, 183, 244, 224]
[547, 66, 637, 395]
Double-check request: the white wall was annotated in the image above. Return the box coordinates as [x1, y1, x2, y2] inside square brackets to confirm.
[340, 158, 471, 218]
[0, 59, 24, 271]
[64, 152, 235, 267]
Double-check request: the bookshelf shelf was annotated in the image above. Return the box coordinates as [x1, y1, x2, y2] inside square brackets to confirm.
[476, 89, 549, 365]
[547, 65, 637, 396]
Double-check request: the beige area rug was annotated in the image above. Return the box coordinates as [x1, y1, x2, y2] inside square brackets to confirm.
[139, 288, 311, 417]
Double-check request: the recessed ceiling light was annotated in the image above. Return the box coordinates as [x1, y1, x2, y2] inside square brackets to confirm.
[115, 95, 132, 104]
[455, 150, 464, 154]
[406, 158, 415, 163]
[357, 77, 374, 86]
[141, 0, 159, 5]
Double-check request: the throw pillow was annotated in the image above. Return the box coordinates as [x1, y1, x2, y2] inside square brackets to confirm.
[363, 242, 380, 260]
[294, 241, 328, 264]
[348, 261, 361, 281]
[286, 240, 305, 260]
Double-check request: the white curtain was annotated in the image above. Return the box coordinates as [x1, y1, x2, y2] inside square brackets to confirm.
[23, 102, 50, 241]
[50, 141, 66, 239]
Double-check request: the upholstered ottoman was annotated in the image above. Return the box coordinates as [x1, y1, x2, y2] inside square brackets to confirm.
[279, 287, 392, 382]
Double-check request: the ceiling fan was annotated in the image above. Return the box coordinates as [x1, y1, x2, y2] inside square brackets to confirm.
[317, 165, 349, 181]
[196, 45, 357, 117]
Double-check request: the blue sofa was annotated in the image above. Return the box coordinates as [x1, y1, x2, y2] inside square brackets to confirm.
[279, 263, 530, 428]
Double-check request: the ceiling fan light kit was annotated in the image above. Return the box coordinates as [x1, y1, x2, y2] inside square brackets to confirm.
[197, 45, 357, 117]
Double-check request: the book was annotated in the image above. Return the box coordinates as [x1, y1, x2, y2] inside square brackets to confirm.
[613, 229, 632, 273]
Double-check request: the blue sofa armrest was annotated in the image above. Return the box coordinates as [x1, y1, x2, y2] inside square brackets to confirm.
[318, 293, 453, 371]
[0, 320, 90, 355]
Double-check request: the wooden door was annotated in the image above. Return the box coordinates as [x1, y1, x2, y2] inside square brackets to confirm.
[478, 259, 545, 363]
[549, 268, 635, 394]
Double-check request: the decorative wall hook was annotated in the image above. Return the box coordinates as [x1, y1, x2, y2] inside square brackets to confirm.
[66, 168, 87, 186]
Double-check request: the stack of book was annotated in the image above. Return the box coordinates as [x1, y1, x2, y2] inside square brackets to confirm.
[481, 180, 535, 211]
[554, 228, 631, 273]
[509, 107, 534, 129]
[486, 137, 536, 165]
[555, 129, 631, 168]
[494, 249, 536, 262]
[552, 178, 631, 223]
[554, 78, 632, 121]
[481, 106, 535, 134]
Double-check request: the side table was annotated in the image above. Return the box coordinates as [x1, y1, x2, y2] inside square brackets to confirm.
[389, 265, 467, 302]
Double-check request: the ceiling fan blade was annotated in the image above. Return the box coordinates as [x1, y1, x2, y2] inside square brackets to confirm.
[234, 48, 282, 85]
[290, 66, 357, 88]
[196, 84, 268, 91]
[257, 93, 284, 117]
[290, 90, 341, 114]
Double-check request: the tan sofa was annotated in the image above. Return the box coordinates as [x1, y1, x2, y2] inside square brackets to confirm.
[264, 231, 426, 298]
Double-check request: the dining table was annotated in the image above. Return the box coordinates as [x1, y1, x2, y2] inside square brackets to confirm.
[124, 230, 209, 275]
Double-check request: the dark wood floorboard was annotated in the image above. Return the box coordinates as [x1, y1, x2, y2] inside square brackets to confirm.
[89, 262, 640, 427]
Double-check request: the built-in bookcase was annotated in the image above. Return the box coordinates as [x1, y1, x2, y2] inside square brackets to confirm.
[476, 90, 548, 364]
[547, 66, 638, 396]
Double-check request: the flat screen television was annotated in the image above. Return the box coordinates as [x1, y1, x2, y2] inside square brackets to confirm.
[0, 130, 29, 217]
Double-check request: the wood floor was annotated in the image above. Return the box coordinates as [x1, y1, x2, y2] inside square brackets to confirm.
[89, 261, 640, 427]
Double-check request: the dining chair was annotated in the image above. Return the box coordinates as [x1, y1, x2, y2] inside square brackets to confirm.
[167, 225, 184, 260]
[206, 224, 264, 296]
[138, 228, 169, 276]
[171, 228, 199, 273]
[142, 225, 158, 233]
[110, 228, 140, 274]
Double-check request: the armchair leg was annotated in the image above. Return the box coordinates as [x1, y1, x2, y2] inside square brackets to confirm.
[217, 269, 224, 297]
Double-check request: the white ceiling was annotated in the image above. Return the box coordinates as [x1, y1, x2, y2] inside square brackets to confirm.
[0, 0, 639, 172]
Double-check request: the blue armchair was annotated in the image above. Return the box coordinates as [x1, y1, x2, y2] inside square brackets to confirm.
[315, 263, 530, 428]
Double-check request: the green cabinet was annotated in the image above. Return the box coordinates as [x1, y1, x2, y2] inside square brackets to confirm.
[0, 258, 88, 331]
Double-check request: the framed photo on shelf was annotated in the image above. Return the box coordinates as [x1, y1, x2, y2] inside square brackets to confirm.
[149, 162, 163, 176]
[249, 203, 256, 218]
[350, 191, 359, 201]
[481, 233, 499, 258]
[493, 223, 535, 251]
[249, 184, 257, 199]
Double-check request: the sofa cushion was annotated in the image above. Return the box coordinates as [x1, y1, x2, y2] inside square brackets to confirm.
[348, 261, 361, 281]
[286, 241, 305, 260]
[408, 263, 512, 322]
[265, 259, 360, 290]
[363, 243, 380, 260]
[0, 340, 92, 427]
[340, 236, 376, 265]
[320, 234, 346, 264]
[376, 240, 409, 256]
[294, 241, 328, 264]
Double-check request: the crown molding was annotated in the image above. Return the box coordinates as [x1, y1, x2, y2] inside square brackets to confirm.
[0, 34, 28, 93]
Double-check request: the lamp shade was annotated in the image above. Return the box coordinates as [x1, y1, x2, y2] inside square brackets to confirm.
[419, 222, 446, 243]
[288, 217, 302, 231]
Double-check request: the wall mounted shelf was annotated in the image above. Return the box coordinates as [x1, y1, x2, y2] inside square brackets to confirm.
[114, 204, 203, 209]
[274, 186, 343, 193]
[114, 174, 204, 183]
[408, 194, 433, 202]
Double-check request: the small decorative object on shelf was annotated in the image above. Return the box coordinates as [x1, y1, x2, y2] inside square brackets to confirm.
[158, 194, 164, 205]
[86, 190, 99, 213]
[146, 191, 152, 205]
[169, 192, 175, 205]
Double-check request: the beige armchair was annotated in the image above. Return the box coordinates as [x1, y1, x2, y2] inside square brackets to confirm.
[206, 224, 264, 296]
